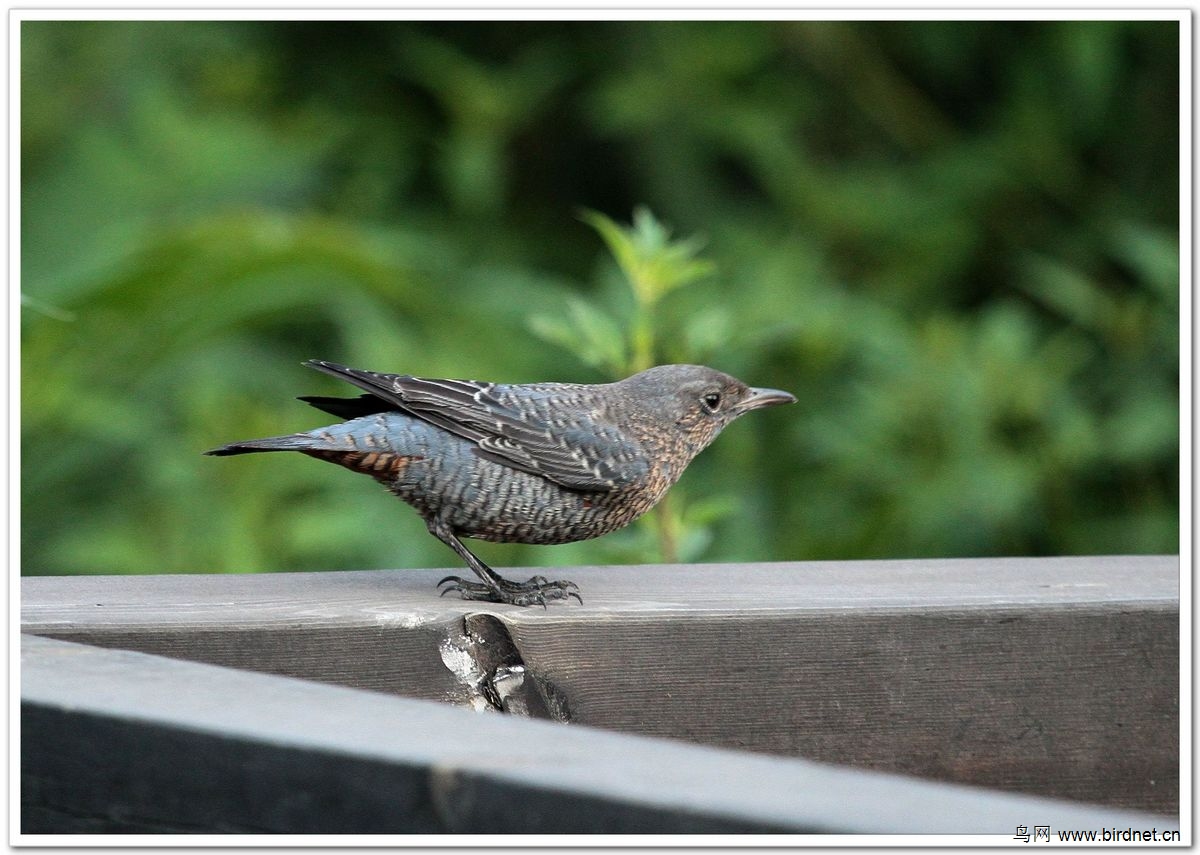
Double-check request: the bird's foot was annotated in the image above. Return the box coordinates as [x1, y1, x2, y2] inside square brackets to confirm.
[438, 574, 582, 607]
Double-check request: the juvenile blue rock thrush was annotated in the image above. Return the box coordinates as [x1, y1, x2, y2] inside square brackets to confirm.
[207, 361, 796, 606]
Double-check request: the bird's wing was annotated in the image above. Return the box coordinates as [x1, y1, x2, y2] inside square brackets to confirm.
[305, 361, 641, 492]
[297, 393, 391, 420]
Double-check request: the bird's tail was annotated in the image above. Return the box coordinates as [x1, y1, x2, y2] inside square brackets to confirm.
[206, 425, 418, 483]
[204, 433, 318, 456]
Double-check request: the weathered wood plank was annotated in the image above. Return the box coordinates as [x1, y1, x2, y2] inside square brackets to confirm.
[21, 556, 1179, 626]
[21, 635, 1176, 835]
[21, 557, 1180, 813]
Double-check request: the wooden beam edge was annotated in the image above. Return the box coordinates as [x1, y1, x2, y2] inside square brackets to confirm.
[21, 635, 1178, 836]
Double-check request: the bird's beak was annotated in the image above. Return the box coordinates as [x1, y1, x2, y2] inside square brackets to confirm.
[738, 386, 797, 412]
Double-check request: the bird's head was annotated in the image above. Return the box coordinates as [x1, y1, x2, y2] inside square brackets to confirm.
[616, 364, 796, 454]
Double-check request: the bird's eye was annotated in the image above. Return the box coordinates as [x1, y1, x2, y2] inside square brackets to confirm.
[701, 392, 721, 413]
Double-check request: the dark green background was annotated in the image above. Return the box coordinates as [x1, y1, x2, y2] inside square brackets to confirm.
[21, 20, 1180, 576]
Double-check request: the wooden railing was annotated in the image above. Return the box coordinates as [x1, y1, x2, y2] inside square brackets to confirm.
[21, 555, 1180, 834]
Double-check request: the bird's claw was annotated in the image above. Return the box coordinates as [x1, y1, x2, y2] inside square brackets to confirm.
[436, 574, 582, 606]
[505, 575, 578, 593]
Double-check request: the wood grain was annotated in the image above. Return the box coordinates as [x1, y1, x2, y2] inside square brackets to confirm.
[21, 635, 1175, 835]
[22, 556, 1180, 814]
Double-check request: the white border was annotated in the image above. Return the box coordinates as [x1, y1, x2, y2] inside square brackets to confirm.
[8, 8, 1197, 18]
[1177, 8, 1193, 848]
[9, 7, 1191, 849]
[8, 4, 20, 851]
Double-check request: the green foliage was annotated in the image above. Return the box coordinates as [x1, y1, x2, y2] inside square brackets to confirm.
[20, 20, 1179, 576]
[580, 208, 716, 311]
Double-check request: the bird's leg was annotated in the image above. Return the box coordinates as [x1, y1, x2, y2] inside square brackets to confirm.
[427, 521, 581, 606]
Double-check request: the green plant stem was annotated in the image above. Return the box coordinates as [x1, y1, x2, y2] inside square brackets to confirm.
[631, 302, 655, 372]
[629, 295, 677, 561]
[655, 492, 679, 564]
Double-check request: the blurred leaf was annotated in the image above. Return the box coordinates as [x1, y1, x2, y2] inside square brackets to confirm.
[1108, 221, 1180, 301]
[1016, 254, 1117, 332]
[580, 207, 716, 307]
[528, 297, 627, 376]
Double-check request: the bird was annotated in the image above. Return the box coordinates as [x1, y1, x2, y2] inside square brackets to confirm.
[206, 361, 796, 606]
